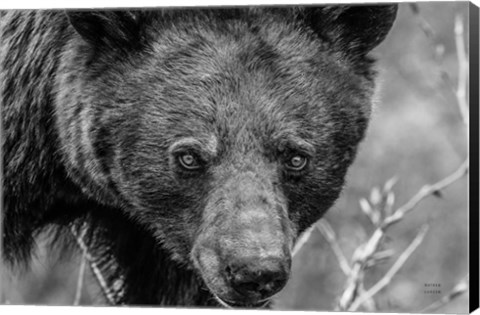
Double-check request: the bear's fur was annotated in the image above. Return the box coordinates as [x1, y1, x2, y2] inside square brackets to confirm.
[1, 6, 397, 307]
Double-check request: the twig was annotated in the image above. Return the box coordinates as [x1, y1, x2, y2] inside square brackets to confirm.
[316, 220, 377, 311]
[348, 225, 430, 311]
[454, 14, 469, 126]
[420, 274, 469, 313]
[382, 159, 469, 228]
[357, 282, 376, 312]
[70, 225, 117, 305]
[74, 251, 87, 305]
[316, 220, 351, 276]
[292, 225, 315, 257]
[337, 228, 384, 310]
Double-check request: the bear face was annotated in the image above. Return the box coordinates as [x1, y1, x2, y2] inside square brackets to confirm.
[2, 6, 397, 307]
[57, 8, 397, 307]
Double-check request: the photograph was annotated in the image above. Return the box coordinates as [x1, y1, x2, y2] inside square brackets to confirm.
[0, 2, 475, 314]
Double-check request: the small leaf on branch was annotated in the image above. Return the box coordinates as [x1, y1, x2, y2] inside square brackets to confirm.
[365, 249, 394, 269]
[370, 187, 382, 206]
[384, 192, 396, 217]
[360, 198, 380, 226]
[360, 198, 373, 215]
[372, 249, 395, 261]
[383, 176, 398, 193]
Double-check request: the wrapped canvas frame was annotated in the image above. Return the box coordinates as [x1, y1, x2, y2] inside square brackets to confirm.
[0, 1, 478, 314]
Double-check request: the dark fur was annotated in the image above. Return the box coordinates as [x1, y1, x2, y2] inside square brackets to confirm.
[1, 6, 397, 306]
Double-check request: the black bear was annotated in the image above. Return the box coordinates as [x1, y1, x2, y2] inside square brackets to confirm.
[1, 6, 397, 307]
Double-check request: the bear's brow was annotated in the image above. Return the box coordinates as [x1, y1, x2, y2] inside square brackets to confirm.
[274, 134, 315, 157]
[169, 136, 218, 157]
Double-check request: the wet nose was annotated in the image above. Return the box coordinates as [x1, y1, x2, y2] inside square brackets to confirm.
[225, 258, 289, 300]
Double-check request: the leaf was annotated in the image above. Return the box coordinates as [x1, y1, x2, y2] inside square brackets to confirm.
[360, 198, 380, 225]
[370, 187, 382, 206]
[371, 249, 395, 261]
[384, 192, 396, 217]
[383, 176, 399, 193]
[360, 198, 373, 216]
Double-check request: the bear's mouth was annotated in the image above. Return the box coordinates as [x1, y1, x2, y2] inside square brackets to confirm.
[213, 294, 270, 308]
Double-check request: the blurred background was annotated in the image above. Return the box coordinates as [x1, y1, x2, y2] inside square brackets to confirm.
[276, 2, 470, 313]
[1, 2, 470, 313]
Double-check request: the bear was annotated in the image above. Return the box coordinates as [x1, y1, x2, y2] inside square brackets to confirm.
[1, 6, 397, 307]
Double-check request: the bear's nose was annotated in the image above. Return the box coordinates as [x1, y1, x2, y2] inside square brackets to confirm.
[225, 258, 289, 300]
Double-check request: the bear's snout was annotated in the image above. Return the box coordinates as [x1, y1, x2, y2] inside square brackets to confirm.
[193, 231, 292, 307]
[225, 256, 290, 301]
[192, 170, 295, 307]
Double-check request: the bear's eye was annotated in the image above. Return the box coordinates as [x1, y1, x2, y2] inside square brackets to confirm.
[178, 153, 201, 170]
[285, 155, 308, 171]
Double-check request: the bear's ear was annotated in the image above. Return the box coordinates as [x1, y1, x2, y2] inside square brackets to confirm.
[65, 10, 146, 50]
[300, 5, 398, 56]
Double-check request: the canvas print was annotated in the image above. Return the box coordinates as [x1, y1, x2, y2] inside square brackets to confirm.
[0, 2, 475, 314]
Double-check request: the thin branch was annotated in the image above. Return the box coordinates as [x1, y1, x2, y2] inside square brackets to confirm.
[454, 14, 469, 126]
[70, 226, 117, 305]
[292, 225, 315, 257]
[348, 225, 430, 311]
[73, 251, 87, 305]
[316, 220, 351, 276]
[337, 228, 385, 310]
[383, 159, 469, 228]
[357, 283, 376, 312]
[420, 274, 469, 313]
